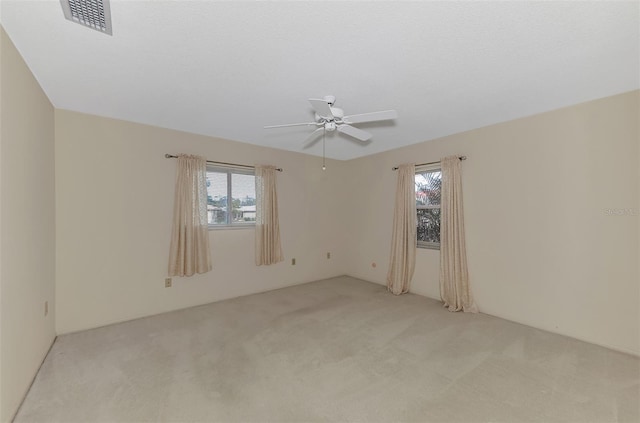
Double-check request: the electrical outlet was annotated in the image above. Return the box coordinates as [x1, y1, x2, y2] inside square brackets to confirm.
[326, 252, 331, 259]
[291, 258, 296, 265]
[44, 301, 48, 316]
[165, 278, 172, 288]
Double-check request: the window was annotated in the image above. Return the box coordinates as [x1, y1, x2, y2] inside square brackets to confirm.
[415, 166, 441, 249]
[206, 165, 256, 228]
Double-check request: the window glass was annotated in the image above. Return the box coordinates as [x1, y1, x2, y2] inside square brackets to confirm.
[415, 169, 441, 248]
[206, 167, 255, 227]
[232, 173, 256, 223]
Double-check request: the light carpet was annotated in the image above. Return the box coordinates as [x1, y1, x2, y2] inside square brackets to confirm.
[15, 276, 640, 422]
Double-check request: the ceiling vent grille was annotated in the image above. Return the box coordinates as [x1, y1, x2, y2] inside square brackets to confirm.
[60, 0, 112, 35]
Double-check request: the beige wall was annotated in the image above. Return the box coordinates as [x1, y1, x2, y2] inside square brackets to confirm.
[345, 91, 640, 355]
[0, 27, 56, 422]
[55, 110, 350, 334]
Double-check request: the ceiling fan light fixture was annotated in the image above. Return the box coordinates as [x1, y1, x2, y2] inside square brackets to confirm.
[60, 0, 113, 35]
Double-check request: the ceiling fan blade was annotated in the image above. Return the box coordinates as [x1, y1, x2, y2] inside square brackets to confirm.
[264, 122, 318, 129]
[343, 110, 398, 124]
[337, 124, 371, 142]
[302, 128, 324, 148]
[308, 98, 334, 119]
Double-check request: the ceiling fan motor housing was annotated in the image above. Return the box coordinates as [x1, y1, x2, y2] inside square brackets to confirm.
[315, 107, 344, 123]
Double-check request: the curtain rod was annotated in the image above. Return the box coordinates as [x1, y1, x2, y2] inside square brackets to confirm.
[165, 154, 283, 172]
[392, 156, 466, 171]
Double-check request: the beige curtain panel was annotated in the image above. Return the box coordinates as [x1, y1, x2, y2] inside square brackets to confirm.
[439, 155, 477, 312]
[387, 163, 416, 295]
[255, 165, 284, 266]
[168, 154, 212, 277]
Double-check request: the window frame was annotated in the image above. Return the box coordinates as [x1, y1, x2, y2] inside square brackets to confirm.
[415, 164, 441, 250]
[206, 165, 256, 230]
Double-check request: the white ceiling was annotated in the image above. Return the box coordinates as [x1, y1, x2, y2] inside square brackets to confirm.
[1, 1, 638, 160]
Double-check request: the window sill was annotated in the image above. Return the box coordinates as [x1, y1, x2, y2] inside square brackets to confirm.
[417, 243, 440, 250]
[208, 225, 255, 231]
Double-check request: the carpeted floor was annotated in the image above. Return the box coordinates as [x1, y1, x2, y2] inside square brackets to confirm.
[15, 276, 640, 422]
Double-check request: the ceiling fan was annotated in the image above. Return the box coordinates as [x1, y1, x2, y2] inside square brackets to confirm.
[264, 96, 398, 147]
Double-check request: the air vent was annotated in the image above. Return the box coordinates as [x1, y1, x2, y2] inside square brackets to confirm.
[60, 0, 112, 35]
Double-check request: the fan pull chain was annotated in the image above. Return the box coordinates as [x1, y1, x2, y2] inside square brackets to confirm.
[322, 128, 326, 171]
